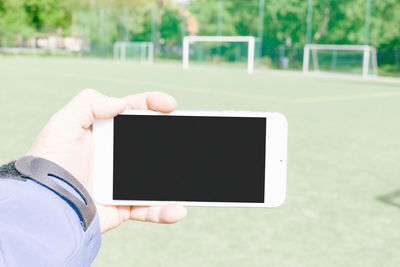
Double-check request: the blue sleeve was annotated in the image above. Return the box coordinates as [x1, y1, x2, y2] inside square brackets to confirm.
[0, 178, 101, 266]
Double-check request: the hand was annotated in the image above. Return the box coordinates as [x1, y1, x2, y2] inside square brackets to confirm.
[27, 89, 187, 233]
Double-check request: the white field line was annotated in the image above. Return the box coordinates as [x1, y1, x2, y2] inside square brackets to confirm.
[3, 55, 400, 84]
[58, 71, 286, 103]
[179, 63, 400, 85]
[155, 62, 400, 85]
[62, 71, 400, 104]
[302, 71, 400, 85]
[288, 91, 400, 103]
[4, 58, 399, 104]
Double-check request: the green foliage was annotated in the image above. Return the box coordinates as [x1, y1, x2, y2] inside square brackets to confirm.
[0, 0, 399, 50]
[23, 0, 69, 30]
[0, 0, 33, 42]
[189, 0, 400, 49]
[160, 6, 181, 45]
[0, 0, 82, 44]
[305, 0, 400, 47]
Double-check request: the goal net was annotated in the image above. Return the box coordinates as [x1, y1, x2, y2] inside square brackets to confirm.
[303, 44, 378, 78]
[113, 42, 154, 64]
[182, 36, 255, 74]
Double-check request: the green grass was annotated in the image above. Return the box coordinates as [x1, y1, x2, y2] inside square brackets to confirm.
[1, 57, 400, 267]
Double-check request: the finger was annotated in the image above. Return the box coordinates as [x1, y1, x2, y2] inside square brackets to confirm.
[125, 92, 177, 113]
[56, 89, 127, 129]
[129, 204, 187, 224]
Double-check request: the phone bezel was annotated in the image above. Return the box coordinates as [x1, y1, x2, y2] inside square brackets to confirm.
[92, 110, 287, 207]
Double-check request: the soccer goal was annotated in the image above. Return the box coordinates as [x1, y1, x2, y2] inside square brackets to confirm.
[113, 41, 154, 64]
[182, 36, 255, 74]
[303, 44, 378, 78]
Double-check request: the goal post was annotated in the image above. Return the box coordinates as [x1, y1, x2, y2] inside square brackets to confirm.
[303, 44, 378, 78]
[113, 41, 154, 64]
[182, 36, 255, 74]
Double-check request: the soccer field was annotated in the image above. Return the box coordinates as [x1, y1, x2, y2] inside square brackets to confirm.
[1, 57, 400, 266]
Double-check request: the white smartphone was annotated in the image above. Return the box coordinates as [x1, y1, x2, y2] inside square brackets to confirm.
[92, 110, 287, 208]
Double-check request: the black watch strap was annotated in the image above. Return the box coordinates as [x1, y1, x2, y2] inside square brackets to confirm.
[0, 156, 96, 231]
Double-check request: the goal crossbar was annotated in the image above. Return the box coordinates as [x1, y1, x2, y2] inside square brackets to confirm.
[182, 36, 255, 73]
[303, 44, 378, 78]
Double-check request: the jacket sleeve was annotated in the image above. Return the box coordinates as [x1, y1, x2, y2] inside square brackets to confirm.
[0, 177, 101, 266]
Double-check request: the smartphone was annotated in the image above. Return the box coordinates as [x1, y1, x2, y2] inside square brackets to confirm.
[92, 110, 287, 207]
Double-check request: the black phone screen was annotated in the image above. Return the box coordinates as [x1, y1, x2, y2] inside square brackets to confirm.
[113, 114, 266, 203]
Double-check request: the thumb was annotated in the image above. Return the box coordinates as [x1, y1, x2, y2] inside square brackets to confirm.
[56, 89, 127, 129]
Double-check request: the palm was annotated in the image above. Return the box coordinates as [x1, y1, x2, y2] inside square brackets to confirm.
[28, 89, 187, 233]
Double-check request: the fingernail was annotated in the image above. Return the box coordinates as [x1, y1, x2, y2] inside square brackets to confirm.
[168, 96, 177, 107]
[178, 206, 187, 219]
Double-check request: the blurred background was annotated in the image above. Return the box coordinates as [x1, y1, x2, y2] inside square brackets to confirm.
[1, 0, 400, 266]
[0, 0, 399, 76]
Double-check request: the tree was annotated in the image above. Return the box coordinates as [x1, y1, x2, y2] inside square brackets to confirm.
[160, 6, 181, 45]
